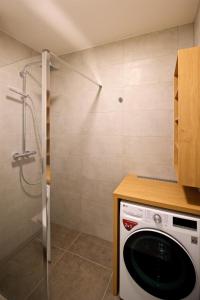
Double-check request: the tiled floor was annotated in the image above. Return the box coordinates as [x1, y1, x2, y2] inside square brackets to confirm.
[0, 223, 119, 300]
[0, 237, 43, 300]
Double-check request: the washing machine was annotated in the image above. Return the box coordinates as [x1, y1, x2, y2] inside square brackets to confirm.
[120, 201, 200, 300]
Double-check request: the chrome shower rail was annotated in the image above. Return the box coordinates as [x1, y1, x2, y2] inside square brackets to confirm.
[50, 51, 102, 88]
[20, 60, 41, 77]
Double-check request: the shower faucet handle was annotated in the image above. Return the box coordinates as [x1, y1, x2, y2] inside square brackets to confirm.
[13, 150, 37, 160]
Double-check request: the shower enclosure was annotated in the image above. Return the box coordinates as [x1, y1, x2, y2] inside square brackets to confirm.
[0, 50, 101, 300]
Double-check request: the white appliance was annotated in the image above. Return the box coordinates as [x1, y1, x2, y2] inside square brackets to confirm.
[120, 201, 200, 300]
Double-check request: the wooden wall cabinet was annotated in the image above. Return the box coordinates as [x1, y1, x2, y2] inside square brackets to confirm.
[174, 47, 200, 188]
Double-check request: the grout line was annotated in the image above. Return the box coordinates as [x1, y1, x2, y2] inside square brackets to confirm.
[24, 278, 43, 300]
[101, 273, 113, 300]
[50, 232, 82, 268]
[0, 54, 39, 69]
[68, 232, 82, 249]
[51, 232, 81, 252]
[65, 249, 112, 271]
[51, 249, 68, 269]
[24, 231, 82, 299]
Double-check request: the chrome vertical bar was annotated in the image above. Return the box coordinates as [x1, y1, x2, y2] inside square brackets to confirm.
[42, 49, 50, 299]
[22, 73, 26, 153]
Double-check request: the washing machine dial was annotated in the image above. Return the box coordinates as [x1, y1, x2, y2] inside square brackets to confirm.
[153, 214, 162, 224]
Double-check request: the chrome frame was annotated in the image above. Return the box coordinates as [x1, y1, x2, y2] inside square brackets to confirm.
[50, 51, 102, 88]
[42, 49, 50, 300]
[40, 49, 102, 299]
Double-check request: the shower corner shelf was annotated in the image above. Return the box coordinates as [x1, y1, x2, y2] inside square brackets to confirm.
[46, 165, 51, 185]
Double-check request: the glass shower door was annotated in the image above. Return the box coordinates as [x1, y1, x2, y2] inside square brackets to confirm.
[0, 55, 48, 300]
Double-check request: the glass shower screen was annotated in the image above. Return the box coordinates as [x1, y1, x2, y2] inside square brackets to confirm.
[0, 53, 49, 300]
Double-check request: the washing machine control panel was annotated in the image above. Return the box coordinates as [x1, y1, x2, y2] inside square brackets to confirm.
[122, 202, 169, 227]
[121, 201, 199, 231]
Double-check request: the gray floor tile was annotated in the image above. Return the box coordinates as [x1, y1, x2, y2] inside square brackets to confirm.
[50, 246, 65, 265]
[0, 225, 113, 300]
[0, 238, 43, 300]
[103, 281, 120, 300]
[69, 233, 112, 269]
[29, 251, 112, 300]
[51, 223, 79, 250]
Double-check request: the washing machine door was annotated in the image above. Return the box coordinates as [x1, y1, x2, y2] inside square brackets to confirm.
[123, 229, 196, 300]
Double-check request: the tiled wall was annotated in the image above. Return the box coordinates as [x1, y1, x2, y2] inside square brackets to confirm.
[0, 30, 42, 261]
[50, 24, 194, 241]
[194, 2, 200, 45]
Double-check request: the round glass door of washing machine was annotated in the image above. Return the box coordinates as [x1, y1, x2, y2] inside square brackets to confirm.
[123, 229, 196, 300]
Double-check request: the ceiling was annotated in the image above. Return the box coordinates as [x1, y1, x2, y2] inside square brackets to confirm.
[0, 0, 199, 55]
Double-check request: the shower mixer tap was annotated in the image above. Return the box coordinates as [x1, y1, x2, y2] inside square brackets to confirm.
[9, 87, 28, 98]
[13, 150, 37, 161]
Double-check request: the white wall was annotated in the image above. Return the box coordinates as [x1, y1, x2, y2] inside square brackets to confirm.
[0, 30, 42, 262]
[50, 24, 194, 241]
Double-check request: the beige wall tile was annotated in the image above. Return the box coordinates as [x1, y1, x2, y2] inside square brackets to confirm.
[52, 154, 82, 182]
[81, 178, 117, 207]
[0, 30, 38, 67]
[51, 24, 193, 241]
[82, 154, 124, 183]
[178, 24, 194, 49]
[123, 82, 173, 111]
[123, 27, 178, 62]
[122, 158, 176, 181]
[83, 112, 122, 136]
[81, 134, 123, 156]
[122, 136, 173, 165]
[0, 33, 42, 261]
[51, 189, 81, 231]
[81, 200, 113, 241]
[194, 4, 200, 45]
[122, 110, 173, 137]
[124, 55, 176, 86]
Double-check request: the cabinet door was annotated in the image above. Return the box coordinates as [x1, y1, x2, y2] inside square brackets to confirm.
[178, 47, 200, 188]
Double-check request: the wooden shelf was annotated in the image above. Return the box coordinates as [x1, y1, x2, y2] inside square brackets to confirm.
[174, 58, 178, 77]
[46, 165, 51, 185]
[175, 89, 178, 100]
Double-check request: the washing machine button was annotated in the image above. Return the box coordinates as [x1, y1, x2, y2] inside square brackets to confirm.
[153, 214, 162, 224]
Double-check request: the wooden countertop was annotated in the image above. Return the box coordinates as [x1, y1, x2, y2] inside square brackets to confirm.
[112, 175, 200, 296]
[114, 175, 200, 215]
